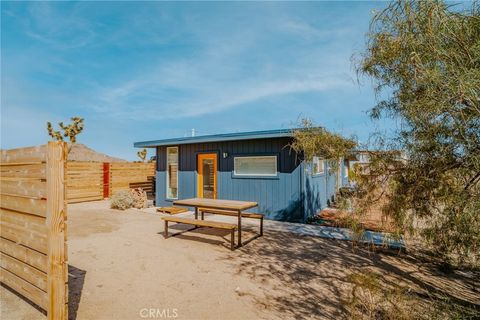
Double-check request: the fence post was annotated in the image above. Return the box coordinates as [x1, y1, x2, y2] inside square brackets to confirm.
[103, 162, 110, 198]
[46, 141, 68, 320]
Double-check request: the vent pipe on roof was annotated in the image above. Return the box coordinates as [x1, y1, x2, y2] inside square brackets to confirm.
[191, 128, 195, 137]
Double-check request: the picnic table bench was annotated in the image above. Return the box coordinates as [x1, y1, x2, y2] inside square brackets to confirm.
[157, 206, 188, 214]
[162, 216, 237, 250]
[160, 198, 260, 249]
[198, 208, 263, 236]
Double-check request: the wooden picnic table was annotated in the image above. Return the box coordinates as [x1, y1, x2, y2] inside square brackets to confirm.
[173, 198, 258, 247]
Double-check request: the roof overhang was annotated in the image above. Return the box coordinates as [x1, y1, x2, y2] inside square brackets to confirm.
[134, 128, 294, 148]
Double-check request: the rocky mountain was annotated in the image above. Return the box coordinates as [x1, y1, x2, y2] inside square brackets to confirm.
[67, 144, 127, 162]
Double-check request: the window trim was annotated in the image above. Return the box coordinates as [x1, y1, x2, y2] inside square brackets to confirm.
[166, 146, 179, 200]
[312, 156, 325, 176]
[233, 155, 278, 177]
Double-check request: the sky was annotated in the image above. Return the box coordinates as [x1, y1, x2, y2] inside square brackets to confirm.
[1, 1, 393, 161]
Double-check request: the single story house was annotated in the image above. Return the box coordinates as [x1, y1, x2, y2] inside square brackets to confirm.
[134, 129, 349, 222]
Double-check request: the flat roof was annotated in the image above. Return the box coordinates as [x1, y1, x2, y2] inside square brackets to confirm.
[134, 128, 294, 148]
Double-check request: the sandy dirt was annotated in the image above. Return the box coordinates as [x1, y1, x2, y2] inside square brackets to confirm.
[2, 201, 478, 320]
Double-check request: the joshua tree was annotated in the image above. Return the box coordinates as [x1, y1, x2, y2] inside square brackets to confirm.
[137, 148, 147, 162]
[47, 117, 84, 143]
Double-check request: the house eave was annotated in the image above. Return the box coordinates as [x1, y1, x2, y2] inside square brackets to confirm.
[134, 129, 295, 148]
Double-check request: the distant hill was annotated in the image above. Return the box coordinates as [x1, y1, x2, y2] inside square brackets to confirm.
[68, 144, 127, 162]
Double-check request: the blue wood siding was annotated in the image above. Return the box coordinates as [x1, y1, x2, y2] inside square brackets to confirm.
[155, 137, 343, 222]
[155, 137, 306, 222]
[341, 160, 349, 186]
[302, 160, 344, 220]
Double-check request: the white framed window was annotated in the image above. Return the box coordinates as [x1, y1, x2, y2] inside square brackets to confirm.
[166, 147, 178, 199]
[312, 156, 325, 175]
[233, 156, 277, 177]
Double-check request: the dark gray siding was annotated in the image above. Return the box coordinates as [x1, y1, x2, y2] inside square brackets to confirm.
[157, 137, 298, 173]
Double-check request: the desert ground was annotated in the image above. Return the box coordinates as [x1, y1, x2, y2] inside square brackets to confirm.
[1, 201, 478, 320]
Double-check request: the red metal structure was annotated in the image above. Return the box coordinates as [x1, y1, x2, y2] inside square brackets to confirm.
[103, 162, 110, 198]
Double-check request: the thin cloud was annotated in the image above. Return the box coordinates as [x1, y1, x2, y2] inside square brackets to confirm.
[97, 76, 352, 120]
[281, 20, 353, 40]
[13, 2, 98, 50]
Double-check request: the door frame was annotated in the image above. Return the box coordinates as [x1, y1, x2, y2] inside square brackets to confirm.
[197, 153, 218, 199]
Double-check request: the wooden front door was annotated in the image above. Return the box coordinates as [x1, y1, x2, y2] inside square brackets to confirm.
[197, 153, 217, 199]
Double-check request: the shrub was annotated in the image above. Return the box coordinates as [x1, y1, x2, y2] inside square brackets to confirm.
[110, 191, 134, 210]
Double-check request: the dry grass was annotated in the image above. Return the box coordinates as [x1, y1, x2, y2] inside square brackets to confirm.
[316, 207, 395, 233]
[345, 270, 479, 320]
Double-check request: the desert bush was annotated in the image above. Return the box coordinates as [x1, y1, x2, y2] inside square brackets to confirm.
[110, 191, 134, 210]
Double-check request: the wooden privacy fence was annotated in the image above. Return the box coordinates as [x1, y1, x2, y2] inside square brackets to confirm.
[110, 162, 155, 195]
[67, 161, 104, 203]
[0, 142, 68, 320]
[67, 162, 155, 203]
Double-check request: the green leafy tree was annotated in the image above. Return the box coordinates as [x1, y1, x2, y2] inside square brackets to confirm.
[290, 118, 357, 191]
[357, 0, 480, 266]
